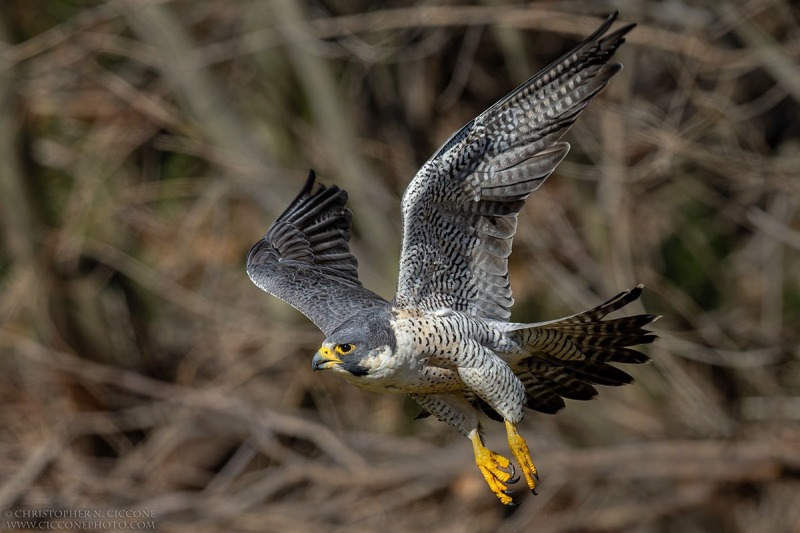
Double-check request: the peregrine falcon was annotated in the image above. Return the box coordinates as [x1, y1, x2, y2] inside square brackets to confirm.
[247, 12, 656, 505]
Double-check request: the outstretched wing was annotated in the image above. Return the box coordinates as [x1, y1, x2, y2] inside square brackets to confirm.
[394, 12, 635, 320]
[247, 170, 388, 336]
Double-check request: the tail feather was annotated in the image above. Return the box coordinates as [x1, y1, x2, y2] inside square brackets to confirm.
[549, 314, 659, 339]
[580, 345, 650, 364]
[509, 284, 658, 414]
[537, 366, 599, 400]
[561, 361, 635, 386]
[547, 284, 648, 325]
[519, 374, 567, 415]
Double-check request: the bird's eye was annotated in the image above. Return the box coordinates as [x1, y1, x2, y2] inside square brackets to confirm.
[335, 343, 354, 355]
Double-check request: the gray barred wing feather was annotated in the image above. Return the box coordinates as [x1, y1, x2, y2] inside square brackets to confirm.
[394, 12, 635, 321]
[246, 170, 387, 336]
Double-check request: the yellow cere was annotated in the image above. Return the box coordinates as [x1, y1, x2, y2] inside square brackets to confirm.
[318, 346, 340, 362]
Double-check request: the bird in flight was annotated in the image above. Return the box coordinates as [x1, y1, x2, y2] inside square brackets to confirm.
[247, 11, 656, 505]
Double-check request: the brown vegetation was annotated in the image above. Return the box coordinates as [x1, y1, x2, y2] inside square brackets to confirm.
[1, 1, 799, 532]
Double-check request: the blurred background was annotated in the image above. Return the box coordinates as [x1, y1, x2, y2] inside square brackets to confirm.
[1, 1, 799, 531]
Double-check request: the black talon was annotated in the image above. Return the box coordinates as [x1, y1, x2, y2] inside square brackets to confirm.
[531, 488, 538, 496]
[506, 500, 519, 508]
[503, 488, 516, 496]
[534, 472, 540, 481]
[506, 463, 519, 484]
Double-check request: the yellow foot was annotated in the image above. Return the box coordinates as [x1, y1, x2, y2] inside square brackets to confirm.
[469, 429, 519, 505]
[505, 421, 538, 495]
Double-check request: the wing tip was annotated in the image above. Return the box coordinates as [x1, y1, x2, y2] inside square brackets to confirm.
[583, 11, 636, 60]
[586, 10, 631, 41]
[275, 170, 351, 226]
[295, 168, 318, 202]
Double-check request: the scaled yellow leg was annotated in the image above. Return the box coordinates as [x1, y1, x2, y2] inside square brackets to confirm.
[469, 429, 518, 505]
[505, 421, 538, 494]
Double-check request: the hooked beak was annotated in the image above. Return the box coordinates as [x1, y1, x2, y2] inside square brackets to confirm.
[311, 346, 341, 371]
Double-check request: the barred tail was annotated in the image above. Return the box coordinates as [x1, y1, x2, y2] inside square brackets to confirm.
[508, 285, 659, 414]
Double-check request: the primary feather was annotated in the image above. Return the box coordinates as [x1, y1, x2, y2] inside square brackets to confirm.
[393, 14, 635, 321]
[246, 170, 387, 336]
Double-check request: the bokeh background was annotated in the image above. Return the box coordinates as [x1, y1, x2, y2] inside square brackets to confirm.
[1, 1, 799, 532]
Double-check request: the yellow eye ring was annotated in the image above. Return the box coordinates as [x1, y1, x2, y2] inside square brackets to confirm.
[335, 343, 354, 355]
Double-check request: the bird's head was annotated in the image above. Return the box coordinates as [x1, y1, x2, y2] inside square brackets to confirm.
[311, 308, 396, 378]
